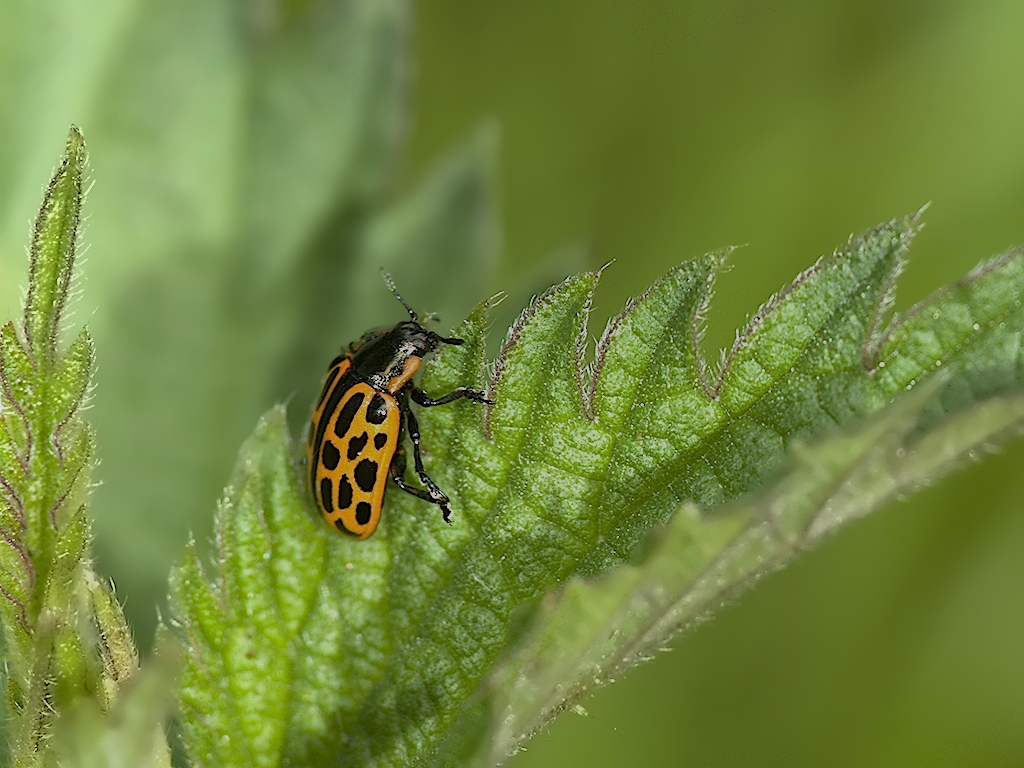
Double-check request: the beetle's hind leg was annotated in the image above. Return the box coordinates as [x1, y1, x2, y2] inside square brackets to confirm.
[411, 386, 493, 407]
[403, 408, 455, 523]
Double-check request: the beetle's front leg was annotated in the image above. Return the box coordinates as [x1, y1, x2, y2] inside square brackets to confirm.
[410, 386, 493, 407]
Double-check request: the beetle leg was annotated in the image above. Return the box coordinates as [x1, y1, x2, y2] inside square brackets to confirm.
[405, 408, 454, 523]
[410, 386, 493, 407]
[389, 445, 435, 504]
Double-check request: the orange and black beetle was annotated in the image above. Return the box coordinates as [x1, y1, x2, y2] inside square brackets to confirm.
[306, 276, 491, 539]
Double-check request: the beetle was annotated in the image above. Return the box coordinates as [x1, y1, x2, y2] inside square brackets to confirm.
[306, 275, 491, 539]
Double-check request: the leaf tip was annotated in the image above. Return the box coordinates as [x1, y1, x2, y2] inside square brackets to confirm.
[65, 125, 87, 167]
[487, 269, 602, 435]
[25, 127, 89, 366]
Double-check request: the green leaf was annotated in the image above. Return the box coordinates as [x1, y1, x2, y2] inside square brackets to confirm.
[171, 214, 1024, 767]
[873, 245, 1024, 414]
[0, 128, 150, 766]
[170, 407, 330, 768]
[76, 0, 409, 290]
[470, 378, 1024, 764]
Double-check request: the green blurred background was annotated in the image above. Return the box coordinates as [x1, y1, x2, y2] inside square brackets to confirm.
[2, 0, 1024, 765]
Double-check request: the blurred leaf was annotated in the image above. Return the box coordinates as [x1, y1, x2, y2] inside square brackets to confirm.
[171, 214, 1024, 767]
[81, 0, 410, 291]
[354, 120, 499, 329]
[60, 0, 419, 630]
[0, 0, 136, 295]
[276, 122, 501, 432]
[232, 0, 411, 292]
[50, 645, 177, 768]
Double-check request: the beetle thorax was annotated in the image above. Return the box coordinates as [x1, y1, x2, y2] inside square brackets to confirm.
[350, 323, 435, 391]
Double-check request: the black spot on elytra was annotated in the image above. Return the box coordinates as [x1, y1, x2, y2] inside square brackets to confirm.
[354, 459, 378, 492]
[374, 433, 388, 449]
[367, 394, 388, 424]
[319, 477, 334, 513]
[337, 475, 353, 510]
[333, 392, 365, 439]
[355, 501, 372, 525]
[321, 440, 340, 470]
[348, 432, 368, 460]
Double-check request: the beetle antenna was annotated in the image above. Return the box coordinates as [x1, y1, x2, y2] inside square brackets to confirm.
[382, 271, 418, 321]
[434, 334, 465, 346]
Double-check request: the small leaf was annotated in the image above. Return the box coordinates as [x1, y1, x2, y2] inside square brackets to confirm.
[15, 610, 57, 768]
[47, 427, 95, 535]
[0, 321, 35, 447]
[45, 505, 88, 606]
[51, 328, 95, 435]
[24, 127, 85, 372]
[0, 524, 32, 671]
[82, 570, 138, 709]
